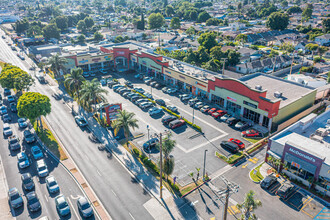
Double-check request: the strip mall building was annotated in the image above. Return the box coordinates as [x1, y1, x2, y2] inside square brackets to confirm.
[62, 42, 317, 131]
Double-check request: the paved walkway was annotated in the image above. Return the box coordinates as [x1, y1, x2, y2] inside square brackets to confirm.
[259, 162, 272, 178]
[0, 157, 15, 220]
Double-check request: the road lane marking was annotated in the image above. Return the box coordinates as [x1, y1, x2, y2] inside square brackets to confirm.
[111, 189, 118, 198]
[70, 195, 80, 200]
[67, 197, 80, 219]
[129, 212, 135, 220]
[96, 169, 102, 176]
[44, 194, 48, 202]
[242, 164, 248, 168]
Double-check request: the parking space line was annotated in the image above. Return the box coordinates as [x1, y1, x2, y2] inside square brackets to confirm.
[300, 195, 315, 211]
[67, 197, 80, 219]
[284, 188, 299, 202]
[302, 209, 314, 218]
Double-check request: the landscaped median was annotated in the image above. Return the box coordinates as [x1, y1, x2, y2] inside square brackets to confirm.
[33, 117, 68, 161]
[249, 162, 264, 183]
[123, 140, 209, 197]
[132, 90, 202, 133]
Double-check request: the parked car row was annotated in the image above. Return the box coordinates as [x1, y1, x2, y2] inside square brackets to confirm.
[260, 173, 295, 201]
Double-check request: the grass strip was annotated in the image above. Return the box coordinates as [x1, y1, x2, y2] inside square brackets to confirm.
[249, 163, 264, 182]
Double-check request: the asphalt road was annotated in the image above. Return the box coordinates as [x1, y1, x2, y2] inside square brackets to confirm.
[0, 96, 84, 220]
[0, 32, 155, 220]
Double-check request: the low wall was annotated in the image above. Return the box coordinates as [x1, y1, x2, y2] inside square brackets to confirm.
[271, 64, 303, 77]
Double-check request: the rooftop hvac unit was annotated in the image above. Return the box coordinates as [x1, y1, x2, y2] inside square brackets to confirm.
[255, 85, 262, 90]
[274, 91, 282, 98]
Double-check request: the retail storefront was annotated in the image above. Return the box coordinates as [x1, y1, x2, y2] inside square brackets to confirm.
[75, 53, 113, 73]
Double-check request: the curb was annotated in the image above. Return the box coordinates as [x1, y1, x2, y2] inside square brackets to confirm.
[180, 179, 211, 198]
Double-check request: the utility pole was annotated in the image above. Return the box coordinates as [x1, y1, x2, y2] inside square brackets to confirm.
[221, 58, 227, 76]
[289, 53, 295, 76]
[202, 149, 208, 181]
[159, 133, 163, 199]
[216, 176, 239, 220]
[272, 56, 277, 73]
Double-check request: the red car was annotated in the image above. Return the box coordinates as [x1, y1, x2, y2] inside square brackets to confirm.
[241, 129, 260, 138]
[208, 108, 217, 115]
[228, 138, 245, 149]
[169, 119, 185, 129]
[212, 110, 227, 119]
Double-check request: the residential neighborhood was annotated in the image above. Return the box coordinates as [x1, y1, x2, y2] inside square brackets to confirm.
[0, 0, 329, 219]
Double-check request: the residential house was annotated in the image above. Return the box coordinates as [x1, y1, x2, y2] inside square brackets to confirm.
[315, 34, 330, 46]
[229, 22, 246, 31]
[323, 50, 330, 59]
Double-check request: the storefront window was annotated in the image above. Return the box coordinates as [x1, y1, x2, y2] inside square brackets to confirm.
[211, 95, 224, 106]
[262, 116, 270, 128]
[286, 161, 315, 180]
[316, 176, 330, 190]
[243, 108, 260, 123]
[227, 101, 241, 115]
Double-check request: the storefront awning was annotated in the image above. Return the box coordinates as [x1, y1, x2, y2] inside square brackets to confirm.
[267, 150, 281, 160]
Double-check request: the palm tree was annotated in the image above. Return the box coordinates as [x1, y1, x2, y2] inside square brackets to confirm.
[47, 53, 68, 78]
[64, 68, 85, 99]
[236, 190, 262, 220]
[78, 78, 108, 112]
[111, 110, 139, 143]
[161, 133, 176, 160]
[162, 156, 175, 181]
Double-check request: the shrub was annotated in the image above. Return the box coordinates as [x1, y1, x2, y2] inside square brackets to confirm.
[133, 148, 140, 157]
[113, 78, 118, 82]
[300, 66, 313, 73]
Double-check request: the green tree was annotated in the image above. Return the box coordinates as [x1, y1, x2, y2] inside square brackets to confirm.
[161, 133, 176, 160]
[305, 43, 319, 52]
[226, 49, 241, 66]
[235, 34, 247, 45]
[266, 12, 289, 30]
[140, 12, 145, 30]
[17, 92, 51, 129]
[42, 23, 60, 40]
[269, 49, 279, 58]
[210, 46, 224, 60]
[197, 32, 218, 51]
[64, 68, 85, 99]
[27, 25, 42, 38]
[236, 190, 262, 220]
[112, 110, 139, 144]
[15, 18, 29, 33]
[206, 18, 220, 26]
[77, 34, 86, 44]
[170, 17, 180, 29]
[55, 16, 68, 31]
[302, 7, 313, 20]
[280, 42, 294, 53]
[237, 2, 242, 14]
[189, 10, 198, 21]
[114, 35, 125, 43]
[322, 18, 330, 33]
[165, 5, 175, 17]
[93, 31, 103, 42]
[281, 0, 288, 8]
[148, 13, 165, 29]
[162, 156, 175, 181]
[78, 78, 108, 112]
[186, 26, 196, 36]
[327, 72, 330, 83]
[84, 17, 95, 29]
[77, 20, 87, 32]
[48, 53, 68, 78]
[197, 11, 211, 23]
[287, 6, 302, 14]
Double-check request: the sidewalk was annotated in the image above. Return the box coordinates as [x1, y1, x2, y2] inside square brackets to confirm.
[0, 158, 14, 220]
[259, 162, 272, 178]
[74, 102, 200, 220]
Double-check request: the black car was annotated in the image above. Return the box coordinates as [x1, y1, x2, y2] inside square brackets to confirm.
[21, 173, 35, 191]
[155, 83, 163, 89]
[276, 182, 294, 199]
[155, 99, 166, 106]
[26, 191, 41, 212]
[124, 81, 134, 88]
[220, 141, 239, 153]
[226, 117, 240, 126]
[4, 88, 11, 96]
[161, 115, 177, 125]
[23, 130, 36, 143]
[10, 103, 17, 113]
[132, 95, 143, 102]
[150, 81, 157, 87]
[260, 174, 277, 189]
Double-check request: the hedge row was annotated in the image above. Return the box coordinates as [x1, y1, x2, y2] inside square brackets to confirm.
[216, 151, 245, 165]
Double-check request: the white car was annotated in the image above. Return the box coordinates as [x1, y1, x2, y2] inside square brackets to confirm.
[167, 105, 178, 112]
[3, 123, 12, 136]
[144, 92, 153, 99]
[140, 102, 153, 109]
[17, 152, 30, 169]
[148, 107, 163, 116]
[220, 114, 231, 121]
[135, 87, 145, 94]
[46, 176, 60, 194]
[194, 102, 204, 109]
[167, 88, 177, 94]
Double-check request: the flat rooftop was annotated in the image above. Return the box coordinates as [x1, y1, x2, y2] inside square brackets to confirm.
[272, 111, 330, 164]
[240, 73, 315, 108]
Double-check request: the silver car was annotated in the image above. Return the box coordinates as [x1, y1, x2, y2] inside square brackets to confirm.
[46, 176, 60, 194]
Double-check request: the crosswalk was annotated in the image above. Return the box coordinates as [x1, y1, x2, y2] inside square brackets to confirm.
[241, 157, 260, 168]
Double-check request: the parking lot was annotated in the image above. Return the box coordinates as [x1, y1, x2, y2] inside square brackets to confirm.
[99, 71, 266, 186]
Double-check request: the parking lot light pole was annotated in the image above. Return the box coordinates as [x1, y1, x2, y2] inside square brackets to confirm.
[192, 106, 195, 124]
[203, 149, 208, 181]
[159, 133, 163, 199]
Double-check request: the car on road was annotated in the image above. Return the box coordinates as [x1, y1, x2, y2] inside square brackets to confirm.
[26, 191, 41, 212]
[242, 129, 261, 138]
[145, 79, 152, 85]
[208, 108, 217, 115]
[169, 119, 185, 129]
[227, 117, 240, 126]
[161, 115, 177, 125]
[3, 123, 13, 136]
[2, 113, 11, 122]
[7, 95, 16, 103]
[37, 159, 48, 177]
[140, 102, 153, 109]
[31, 145, 43, 160]
[220, 114, 231, 122]
[1, 35, 5, 39]
[148, 107, 163, 116]
[276, 182, 294, 199]
[167, 105, 178, 112]
[21, 173, 35, 191]
[10, 103, 17, 112]
[220, 141, 239, 153]
[235, 121, 252, 130]
[228, 138, 245, 149]
[23, 130, 35, 143]
[55, 195, 71, 217]
[36, 74, 46, 83]
[135, 87, 145, 94]
[8, 187, 23, 209]
[143, 138, 159, 151]
[8, 135, 20, 151]
[155, 99, 166, 106]
[200, 105, 210, 113]
[46, 176, 60, 194]
[194, 102, 204, 109]
[17, 152, 30, 169]
[77, 196, 94, 218]
[11, 45, 17, 51]
[167, 88, 177, 94]
[261, 173, 277, 189]
[0, 94, 2, 101]
[143, 76, 152, 82]
[212, 110, 227, 119]
[75, 116, 88, 127]
[4, 88, 11, 96]
[0, 106, 7, 115]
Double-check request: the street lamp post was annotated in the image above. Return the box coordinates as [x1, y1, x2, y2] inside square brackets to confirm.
[203, 149, 208, 181]
[147, 125, 150, 158]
